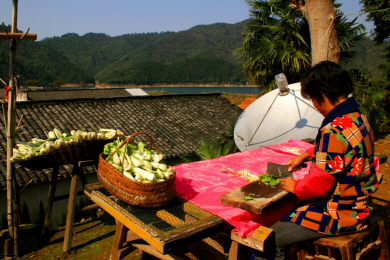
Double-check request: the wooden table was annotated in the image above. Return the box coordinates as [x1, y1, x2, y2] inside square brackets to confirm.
[85, 183, 255, 260]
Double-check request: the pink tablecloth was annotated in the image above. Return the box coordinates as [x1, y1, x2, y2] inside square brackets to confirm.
[173, 139, 313, 237]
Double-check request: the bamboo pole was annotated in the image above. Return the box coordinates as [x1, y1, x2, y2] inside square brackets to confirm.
[0, 33, 37, 41]
[6, 0, 18, 255]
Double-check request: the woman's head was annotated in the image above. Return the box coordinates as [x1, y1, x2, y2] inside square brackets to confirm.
[300, 61, 353, 105]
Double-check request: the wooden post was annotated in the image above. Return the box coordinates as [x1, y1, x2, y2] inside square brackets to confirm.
[42, 165, 59, 236]
[2, 1, 37, 254]
[6, 0, 18, 254]
[63, 173, 79, 252]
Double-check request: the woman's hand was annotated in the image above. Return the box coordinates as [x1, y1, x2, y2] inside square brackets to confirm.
[285, 152, 311, 171]
[279, 177, 296, 194]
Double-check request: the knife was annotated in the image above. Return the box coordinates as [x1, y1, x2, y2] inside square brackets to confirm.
[266, 162, 293, 179]
[266, 162, 307, 179]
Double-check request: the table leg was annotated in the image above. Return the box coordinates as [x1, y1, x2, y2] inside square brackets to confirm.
[228, 240, 244, 260]
[63, 173, 79, 252]
[110, 221, 129, 260]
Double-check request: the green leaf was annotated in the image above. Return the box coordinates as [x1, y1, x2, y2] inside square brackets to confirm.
[138, 141, 144, 152]
[336, 132, 348, 147]
[346, 150, 354, 158]
[243, 196, 255, 201]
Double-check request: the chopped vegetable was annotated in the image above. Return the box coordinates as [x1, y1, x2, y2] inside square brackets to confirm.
[221, 168, 259, 182]
[243, 196, 255, 201]
[280, 146, 305, 155]
[259, 174, 281, 187]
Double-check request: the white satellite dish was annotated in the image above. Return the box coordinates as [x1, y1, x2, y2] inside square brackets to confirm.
[234, 82, 323, 151]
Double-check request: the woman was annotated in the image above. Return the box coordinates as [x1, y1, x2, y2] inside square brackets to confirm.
[258, 61, 379, 259]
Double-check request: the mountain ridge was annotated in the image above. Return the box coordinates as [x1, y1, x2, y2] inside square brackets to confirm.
[0, 20, 386, 86]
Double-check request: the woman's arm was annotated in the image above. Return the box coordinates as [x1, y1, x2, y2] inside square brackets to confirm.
[294, 164, 336, 200]
[283, 127, 349, 200]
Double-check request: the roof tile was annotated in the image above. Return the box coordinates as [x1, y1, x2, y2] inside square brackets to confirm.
[0, 93, 243, 190]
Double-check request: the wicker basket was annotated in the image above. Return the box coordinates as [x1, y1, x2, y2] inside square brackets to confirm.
[97, 132, 176, 208]
[18, 139, 114, 170]
[17, 153, 58, 171]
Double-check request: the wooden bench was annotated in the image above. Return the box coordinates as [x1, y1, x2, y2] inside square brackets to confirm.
[297, 218, 389, 260]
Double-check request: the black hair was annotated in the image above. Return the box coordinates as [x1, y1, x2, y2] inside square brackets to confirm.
[300, 61, 354, 105]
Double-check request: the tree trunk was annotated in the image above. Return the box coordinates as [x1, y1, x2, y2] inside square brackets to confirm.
[302, 0, 340, 66]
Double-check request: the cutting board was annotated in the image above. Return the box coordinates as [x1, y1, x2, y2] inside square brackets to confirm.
[220, 181, 291, 214]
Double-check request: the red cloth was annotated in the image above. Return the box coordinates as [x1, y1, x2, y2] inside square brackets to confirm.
[294, 164, 336, 201]
[305, 146, 315, 157]
[4, 85, 10, 102]
[173, 139, 313, 237]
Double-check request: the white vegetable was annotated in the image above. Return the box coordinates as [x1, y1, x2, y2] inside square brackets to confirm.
[48, 131, 56, 139]
[143, 152, 151, 161]
[158, 163, 167, 171]
[151, 162, 160, 169]
[55, 139, 65, 148]
[113, 153, 121, 166]
[156, 169, 164, 179]
[130, 156, 144, 167]
[53, 128, 63, 139]
[123, 171, 134, 180]
[45, 141, 57, 152]
[152, 152, 160, 163]
[143, 160, 153, 171]
[133, 167, 156, 181]
[133, 153, 144, 160]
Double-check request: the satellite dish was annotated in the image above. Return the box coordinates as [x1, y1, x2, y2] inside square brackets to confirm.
[234, 82, 323, 151]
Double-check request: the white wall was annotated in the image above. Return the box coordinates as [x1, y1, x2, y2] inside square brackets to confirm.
[0, 173, 99, 231]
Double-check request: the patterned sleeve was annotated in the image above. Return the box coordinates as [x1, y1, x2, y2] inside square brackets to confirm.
[294, 124, 347, 200]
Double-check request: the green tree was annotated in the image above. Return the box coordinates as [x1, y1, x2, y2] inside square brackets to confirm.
[180, 124, 238, 162]
[360, 0, 390, 131]
[350, 69, 386, 132]
[361, 0, 390, 80]
[24, 80, 41, 86]
[234, 0, 311, 90]
[50, 80, 64, 90]
[236, 0, 365, 91]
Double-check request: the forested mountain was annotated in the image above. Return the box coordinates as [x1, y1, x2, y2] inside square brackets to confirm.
[0, 21, 386, 86]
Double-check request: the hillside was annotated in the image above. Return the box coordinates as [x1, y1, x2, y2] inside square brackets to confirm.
[0, 21, 387, 86]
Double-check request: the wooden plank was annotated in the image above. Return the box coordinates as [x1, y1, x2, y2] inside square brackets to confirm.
[0, 33, 37, 40]
[156, 210, 185, 227]
[230, 226, 273, 252]
[220, 181, 289, 214]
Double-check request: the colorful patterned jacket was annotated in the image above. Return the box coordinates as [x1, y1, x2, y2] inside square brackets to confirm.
[284, 110, 378, 235]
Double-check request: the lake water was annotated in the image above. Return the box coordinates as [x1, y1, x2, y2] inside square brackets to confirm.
[141, 86, 262, 94]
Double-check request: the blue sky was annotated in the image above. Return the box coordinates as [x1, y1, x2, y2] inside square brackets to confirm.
[2, 0, 374, 41]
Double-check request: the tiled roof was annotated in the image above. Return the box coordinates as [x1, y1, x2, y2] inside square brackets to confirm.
[0, 93, 243, 190]
[0, 88, 133, 100]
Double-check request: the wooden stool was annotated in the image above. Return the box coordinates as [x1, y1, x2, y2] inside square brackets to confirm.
[228, 226, 273, 259]
[297, 219, 389, 260]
